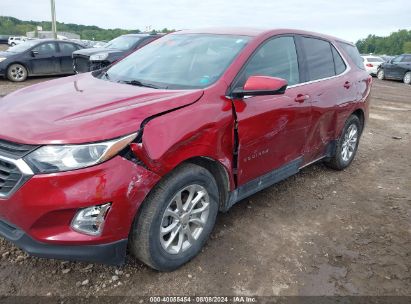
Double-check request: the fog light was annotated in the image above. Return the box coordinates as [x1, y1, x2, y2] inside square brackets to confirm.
[71, 203, 111, 236]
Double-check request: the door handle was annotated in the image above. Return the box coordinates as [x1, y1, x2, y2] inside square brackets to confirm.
[295, 94, 309, 103]
[344, 81, 351, 89]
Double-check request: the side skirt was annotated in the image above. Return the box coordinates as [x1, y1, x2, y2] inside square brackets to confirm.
[222, 140, 337, 212]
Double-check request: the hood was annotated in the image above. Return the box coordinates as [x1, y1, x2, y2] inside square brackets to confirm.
[0, 51, 17, 59]
[73, 47, 124, 57]
[0, 73, 203, 145]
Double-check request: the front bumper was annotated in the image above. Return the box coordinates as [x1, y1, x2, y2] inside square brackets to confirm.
[0, 219, 127, 265]
[0, 155, 161, 264]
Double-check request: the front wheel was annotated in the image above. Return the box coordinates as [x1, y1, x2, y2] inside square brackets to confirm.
[403, 71, 411, 85]
[7, 63, 28, 82]
[325, 115, 362, 170]
[129, 163, 219, 271]
[377, 69, 385, 80]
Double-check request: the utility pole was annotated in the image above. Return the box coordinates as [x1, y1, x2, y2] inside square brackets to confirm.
[50, 0, 57, 39]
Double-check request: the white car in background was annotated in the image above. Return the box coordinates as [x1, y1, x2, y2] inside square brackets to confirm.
[362, 55, 384, 76]
[7, 36, 27, 46]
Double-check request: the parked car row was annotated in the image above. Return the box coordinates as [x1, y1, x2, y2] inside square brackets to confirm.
[361, 53, 411, 84]
[0, 27, 371, 270]
[0, 39, 84, 81]
[0, 33, 161, 81]
[376, 54, 411, 84]
[72, 33, 161, 73]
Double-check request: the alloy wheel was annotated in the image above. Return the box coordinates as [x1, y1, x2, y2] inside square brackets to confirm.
[341, 124, 358, 162]
[8, 64, 27, 81]
[160, 184, 210, 255]
[377, 69, 384, 80]
[404, 72, 411, 84]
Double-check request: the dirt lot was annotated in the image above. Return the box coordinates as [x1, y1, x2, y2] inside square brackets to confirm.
[0, 43, 410, 297]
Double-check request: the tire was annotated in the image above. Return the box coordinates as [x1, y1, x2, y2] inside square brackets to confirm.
[7, 63, 28, 82]
[129, 163, 219, 271]
[10, 42, 16, 46]
[377, 69, 385, 80]
[403, 71, 411, 85]
[325, 115, 362, 171]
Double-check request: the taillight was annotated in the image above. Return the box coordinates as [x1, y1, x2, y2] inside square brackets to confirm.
[366, 63, 373, 67]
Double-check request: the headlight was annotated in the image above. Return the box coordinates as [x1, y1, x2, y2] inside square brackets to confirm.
[90, 53, 109, 61]
[25, 133, 137, 173]
[0, 57, 7, 63]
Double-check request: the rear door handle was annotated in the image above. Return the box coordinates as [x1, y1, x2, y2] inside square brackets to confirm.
[295, 94, 309, 103]
[344, 81, 351, 89]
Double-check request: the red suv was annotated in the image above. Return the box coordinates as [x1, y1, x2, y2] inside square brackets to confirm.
[0, 28, 371, 271]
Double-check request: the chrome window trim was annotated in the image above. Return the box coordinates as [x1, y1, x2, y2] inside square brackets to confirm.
[288, 40, 351, 89]
[0, 154, 33, 199]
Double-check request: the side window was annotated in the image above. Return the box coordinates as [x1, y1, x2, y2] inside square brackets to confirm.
[33, 42, 57, 54]
[301, 37, 335, 81]
[236, 36, 300, 88]
[59, 43, 78, 54]
[338, 42, 365, 70]
[331, 45, 346, 75]
[400, 55, 411, 62]
[392, 56, 403, 63]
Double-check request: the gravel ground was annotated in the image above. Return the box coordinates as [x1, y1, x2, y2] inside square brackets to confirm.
[0, 43, 410, 297]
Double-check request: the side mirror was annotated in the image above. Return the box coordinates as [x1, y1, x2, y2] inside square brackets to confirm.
[232, 76, 288, 98]
[31, 50, 39, 57]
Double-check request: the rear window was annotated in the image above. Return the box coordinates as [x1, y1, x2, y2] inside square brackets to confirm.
[367, 57, 384, 62]
[301, 37, 335, 81]
[338, 42, 365, 70]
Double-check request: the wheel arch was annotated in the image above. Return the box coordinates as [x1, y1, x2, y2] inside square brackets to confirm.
[6, 61, 31, 76]
[351, 108, 365, 135]
[183, 156, 231, 211]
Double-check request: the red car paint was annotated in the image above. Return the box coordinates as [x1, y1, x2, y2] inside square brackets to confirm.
[0, 28, 371, 264]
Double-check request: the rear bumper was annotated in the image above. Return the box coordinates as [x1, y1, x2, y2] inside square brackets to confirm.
[0, 219, 127, 265]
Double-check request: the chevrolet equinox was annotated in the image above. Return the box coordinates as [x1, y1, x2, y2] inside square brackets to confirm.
[0, 28, 371, 271]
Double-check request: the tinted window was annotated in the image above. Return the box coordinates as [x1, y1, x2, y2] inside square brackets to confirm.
[59, 42, 78, 54]
[237, 36, 300, 87]
[367, 57, 384, 62]
[302, 37, 335, 81]
[401, 55, 411, 62]
[338, 42, 365, 70]
[331, 46, 346, 75]
[33, 42, 57, 54]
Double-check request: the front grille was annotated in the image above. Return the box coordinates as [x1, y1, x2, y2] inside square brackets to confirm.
[0, 139, 37, 198]
[0, 139, 38, 159]
[73, 56, 91, 73]
[0, 159, 22, 197]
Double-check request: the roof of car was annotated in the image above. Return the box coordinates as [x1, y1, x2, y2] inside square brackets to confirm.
[174, 27, 353, 44]
[122, 33, 161, 37]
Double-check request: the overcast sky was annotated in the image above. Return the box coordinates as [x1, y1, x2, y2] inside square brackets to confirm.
[1, 0, 410, 42]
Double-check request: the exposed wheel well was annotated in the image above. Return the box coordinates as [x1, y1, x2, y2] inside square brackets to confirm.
[185, 157, 230, 211]
[352, 109, 365, 134]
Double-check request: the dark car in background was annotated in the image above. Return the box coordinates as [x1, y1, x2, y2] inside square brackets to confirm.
[0, 39, 84, 82]
[0, 35, 10, 44]
[72, 33, 161, 73]
[377, 54, 411, 84]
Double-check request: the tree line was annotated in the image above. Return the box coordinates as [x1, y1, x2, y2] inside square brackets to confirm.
[0, 16, 175, 41]
[355, 29, 411, 55]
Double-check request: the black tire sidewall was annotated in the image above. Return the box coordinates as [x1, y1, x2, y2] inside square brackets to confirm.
[335, 115, 361, 169]
[143, 166, 219, 271]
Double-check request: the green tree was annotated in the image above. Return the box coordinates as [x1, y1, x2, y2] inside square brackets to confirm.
[403, 41, 411, 53]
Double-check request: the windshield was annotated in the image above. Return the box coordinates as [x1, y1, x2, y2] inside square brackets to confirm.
[104, 36, 142, 51]
[7, 40, 39, 53]
[104, 34, 250, 89]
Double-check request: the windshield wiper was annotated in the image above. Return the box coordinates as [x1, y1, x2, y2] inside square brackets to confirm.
[118, 79, 163, 89]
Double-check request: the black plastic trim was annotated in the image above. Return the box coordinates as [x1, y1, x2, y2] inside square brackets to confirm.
[0, 219, 127, 265]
